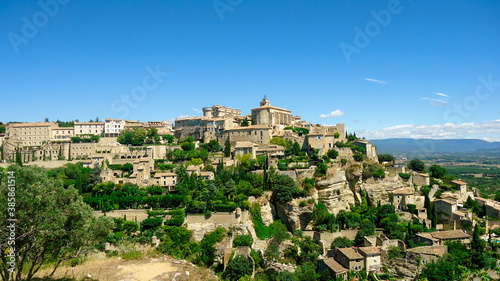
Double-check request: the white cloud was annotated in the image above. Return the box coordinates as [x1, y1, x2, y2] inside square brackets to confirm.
[320, 109, 345, 118]
[421, 97, 447, 106]
[365, 78, 387, 84]
[192, 108, 202, 113]
[357, 119, 500, 141]
[435, 92, 449, 97]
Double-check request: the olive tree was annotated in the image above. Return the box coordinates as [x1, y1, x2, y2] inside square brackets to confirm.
[0, 165, 114, 281]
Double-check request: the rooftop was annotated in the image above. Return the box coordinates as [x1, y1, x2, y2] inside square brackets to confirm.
[393, 188, 414, 195]
[431, 230, 471, 240]
[358, 247, 381, 256]
[337, 248, 363, 260]
[451, 180, 467, 186]
[322, 259, 348, 274]
[407, 245, 447, 256]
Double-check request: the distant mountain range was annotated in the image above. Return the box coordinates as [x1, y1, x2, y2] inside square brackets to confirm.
[369, 138, 500, 155]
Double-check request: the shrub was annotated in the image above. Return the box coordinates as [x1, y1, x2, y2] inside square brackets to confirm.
[222, 255, 253, 281]
[299, 201, 306, 207]
[233, 235, 254, 247]
[327, 149, 339, 159]
[141, 217, 162, 232]
[314, 162, 328, 177]
[331, 237, 354, 249]
[407, 204, 417, 214]
[387, 245, 401, 259]
[399, 173, 411, 180]
[353, 154, 364, 162]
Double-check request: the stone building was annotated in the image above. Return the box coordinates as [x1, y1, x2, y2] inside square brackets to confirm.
[225, 125, 272, 146]
[335, 247, 364, 271]
[105, 119, 125, 137]
[3, 122, 55, 160]
[485, 200, 500, 219]
[251, 97, 294, 128]
[303, 124, 347, 156]
[318, 258, 348, 280]
[358, 247, 382, 272]
[175, 107, 240, 143]
[392, 188, 415, 211]
[415, 230, 471, 245]
[407, 245, 447, 266]
[74, 122, 104, 136]
[351, 139, 378, 161]
[412, 172, 430, 187]
[51, 127, 74, 140]
[152, 172, 177, 191]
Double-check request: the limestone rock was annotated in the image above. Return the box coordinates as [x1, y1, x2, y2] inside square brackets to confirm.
[315, 170, 356, 215]
[276, 201, 315, 231]
[261, 202, 276, 227]
[361, 174, 405, 206]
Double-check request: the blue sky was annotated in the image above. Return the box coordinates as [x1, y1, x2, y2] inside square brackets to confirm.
[1, 0, 500, 140]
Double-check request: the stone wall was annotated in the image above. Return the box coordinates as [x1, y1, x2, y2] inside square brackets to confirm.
[94, 209, 149, 223]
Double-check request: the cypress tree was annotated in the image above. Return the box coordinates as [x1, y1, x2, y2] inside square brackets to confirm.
[224, 138, 231, 157]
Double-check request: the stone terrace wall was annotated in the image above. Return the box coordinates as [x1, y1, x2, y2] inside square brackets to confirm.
[94, 209, 149, 223]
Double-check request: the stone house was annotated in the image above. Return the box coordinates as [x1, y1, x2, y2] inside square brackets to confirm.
[51, 127, 74, 141]
[485, 201, 500, 219]
[351, 139, 378, 161]
[225, 125, 272, 146]
[415, 230, 471, 246]
[392, 188, 415, 211]
[104, 119, 125, 137]
[358, 247, 382, 272]
[412, 172, 430, 187]
[318, 258, 348, 280]
[74, 121, 104, 136]
[335, 247, 364, 271]
[153, 172, 177, 191]
[407, 245, 447, 266]
[234, 141, 259, 159]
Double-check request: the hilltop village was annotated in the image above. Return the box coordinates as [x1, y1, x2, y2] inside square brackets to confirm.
[1, 98, 499, 280]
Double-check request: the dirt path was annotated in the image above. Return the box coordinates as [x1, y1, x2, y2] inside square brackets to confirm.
[36, 255, 218, 281]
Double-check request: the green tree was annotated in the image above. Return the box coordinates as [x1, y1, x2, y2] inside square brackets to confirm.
[314, 162, 328, 177]
[408, 159, 426, 172]
[354, 219, 375, 246]
[429, 164, 446, 179]
[353, 154, 364, 162]
[224, 139, 231, 157]
[270, 136, 288, 147]
[241, 118, 249, 127]
[0, 165, 114, 281]
[132, 128, 147, 146]
[470, 223, 486, 269]
[377, 154, 394, 163]
[117, 129, 134, 145]
[121, 163, 133, 174]
[15, 151, 23, 166]
[222, 255, 253, 281]
[181, 141, 195, 151]
[331, 237, 354, 249]
[163, 134, 175, 143]
[233, 235, 254, 247]
[327, 149, 339, 159]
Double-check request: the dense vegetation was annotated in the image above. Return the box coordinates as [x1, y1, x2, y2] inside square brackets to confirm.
[444, 165, 500, 197]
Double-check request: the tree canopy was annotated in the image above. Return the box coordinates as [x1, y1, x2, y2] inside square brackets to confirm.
[0, 165, 113, 281]
[408, 159, 426, 172]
